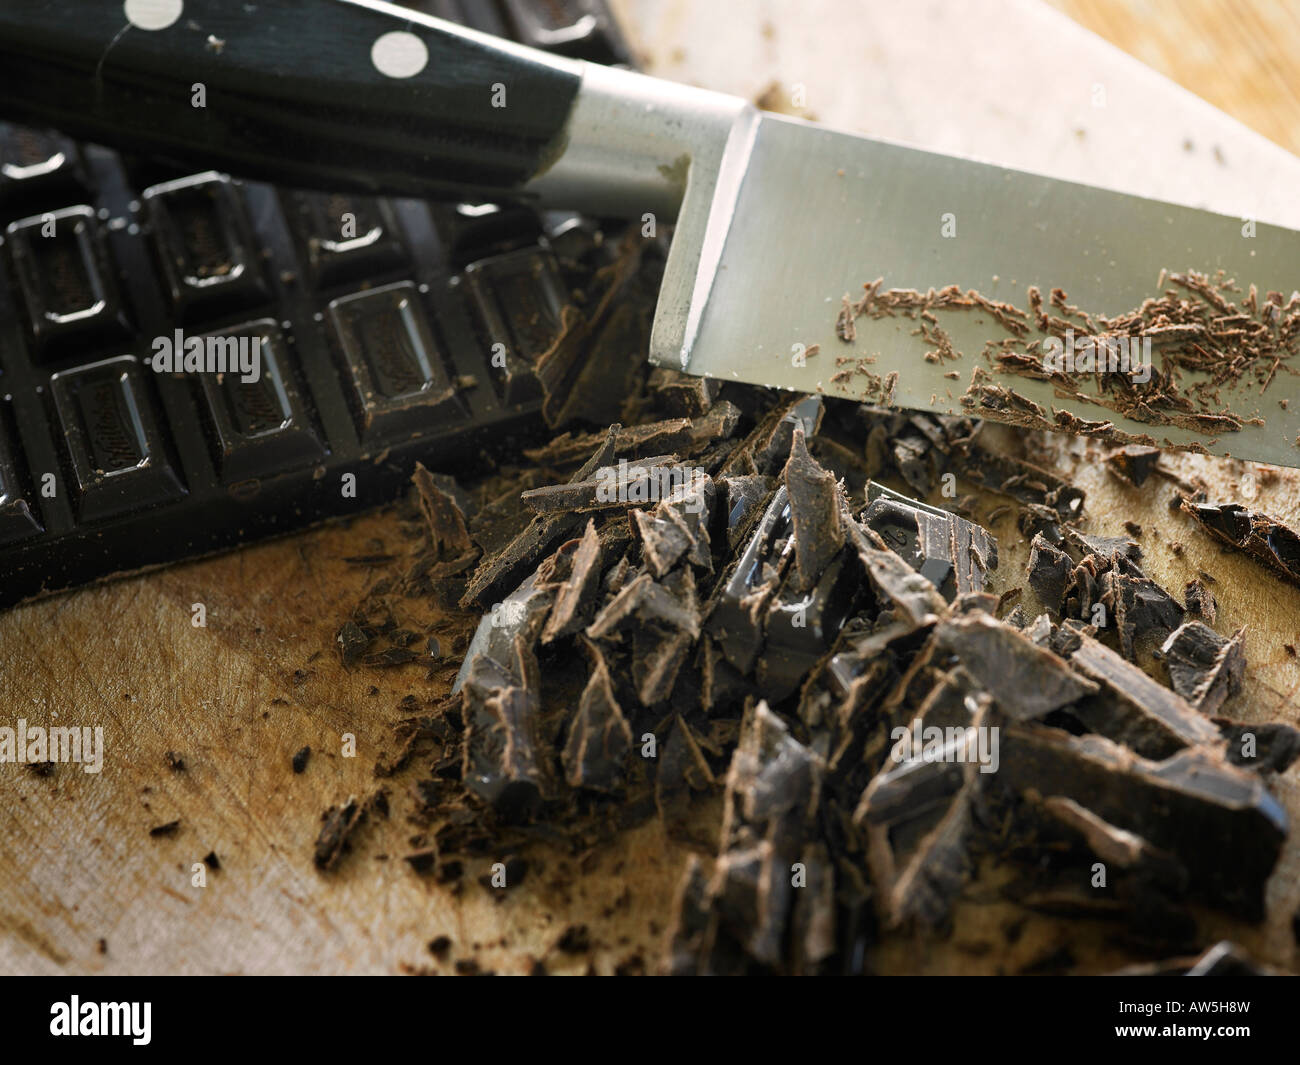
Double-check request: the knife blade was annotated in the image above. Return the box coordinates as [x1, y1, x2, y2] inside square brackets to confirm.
[2, 0, 1296, 465]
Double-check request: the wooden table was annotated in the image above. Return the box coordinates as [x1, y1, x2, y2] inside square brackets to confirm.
[3, 0, 1299, 975]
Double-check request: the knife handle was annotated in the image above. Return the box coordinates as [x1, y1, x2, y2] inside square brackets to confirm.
[0, 0, 583, 201]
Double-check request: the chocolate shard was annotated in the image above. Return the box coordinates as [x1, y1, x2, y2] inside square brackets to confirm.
[562, 640, 633, 792]
[647, 366, 722, 417]
[958, 442, 1085, 521]
[1100, 567, 1185, 660]
[722, 395, 823, 479]
[1181, 501, 1300, 588]
[1105, 444, 1162, 488]
[412, 462, 476, 566]
[1158, 621, 1245, 716]
[655, 713, 716, 825]
[782, 426, 844, 593]
[461, 426, 619, 607]
[1026, 533, 1072, 613]
[456, 567, 552, 820]
[587, 568, 701, 643]
[788, 840, 837, 973]
[662, 856, 714, 975]
[715, 702, 822, 964]
[842, 505, 947, 629]
[1063, 526, 1141, 562]
[930, 612, 1097, 721]
[540, 520, 604, 644]
[313, 792, 385, 871]
[1215, 719, 1300, 774]
[1183, 577, 1217, 624]
[708, 486, 792, 675]
[631, 473, 713, 578]
[632, 625, 695, 707]
[461, 665, 546, 822]
[1056, 623, 1222, 758]
[718, 475, 772, 549]
[856, 689, 992, 928]
[862, 481, 997, 600]
[453, 566, 554, 695]
[758, 549, 861, 703]
[519, 452, 680, 513]
[996, 724, 1287, 918]
[688, 400, 743, 448]
[661, 702, 823, 974]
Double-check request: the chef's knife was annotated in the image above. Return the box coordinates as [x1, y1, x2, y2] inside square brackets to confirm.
[2, 0, 1298, 466]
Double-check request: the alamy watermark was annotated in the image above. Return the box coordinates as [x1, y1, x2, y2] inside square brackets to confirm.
[150, 329, 262, 383]
[889, 717, 1000, 774]
[594, 460, 708, 514]
[0, 719, 103, 774]
[1042, 328, 1152, 384]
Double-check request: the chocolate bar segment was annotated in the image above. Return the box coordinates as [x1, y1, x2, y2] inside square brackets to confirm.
[0, 125, 86, 214]
[49, 354, 184, 521]
[328, 281, 466, 446]
[462, 247, 566, 405]
[143, 171, 267, 320]
[194, 320, 325, 485]
[5, 205, 127, 355]
[286, 190, 407, 289]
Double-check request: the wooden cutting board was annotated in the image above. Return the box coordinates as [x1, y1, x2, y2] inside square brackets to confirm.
[2, 0, 1299, 975]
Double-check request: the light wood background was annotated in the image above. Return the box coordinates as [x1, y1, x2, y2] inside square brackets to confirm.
[2, 0, 1299, 975]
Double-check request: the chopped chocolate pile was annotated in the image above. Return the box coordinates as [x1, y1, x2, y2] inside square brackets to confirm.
[317, 241, 1296, 975]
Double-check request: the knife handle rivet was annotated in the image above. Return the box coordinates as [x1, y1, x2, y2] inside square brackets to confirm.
[371, 31, 429, 80]
[123, 0, 183, 32]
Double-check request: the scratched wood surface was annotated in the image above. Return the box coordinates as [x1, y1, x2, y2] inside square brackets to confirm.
[3, 0, 1300, 975]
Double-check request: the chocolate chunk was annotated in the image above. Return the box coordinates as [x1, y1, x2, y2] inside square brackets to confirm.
[1058, 625, 1222, 757]
[411, 462, 476, 566]
[541, 520, 603, 643]
[587, 568, 701, 644]
[959, 443, 1085, 521]
[461, 426, 619, 607]
[718, 474, 772, 549]
[782, 426, 844, 593]
[758, 550, 862, 702]
[1105, 445, 1161, 488]
[708, 486, 793, 674]
[996, 724, 1286, 918]
[842, 507, 947, 629]
[647, 366, 721, 417]
[292, 745, 311, 774]
[655, 714, 716, 826]
[1183, 577, 1217, 623]
[862, 482, 997, 600]
[313, 793, 385, 871]
[856, 691, 991, 927]
[1026, 533, 1073, 612]
[461, 676, 546, 822]
[1101, 567, 1185, 660]
[562, 640, 633, 792]
[1063, 526, 1141, 562]
[1158, 621, 1245, 716]
[630, 473, 713, 578]
[663, 703, 822, 973]
[931, 612, 1097, 721]
[1181, 501, 1300, 588]
[336, 619, 371, 668]
[1215, 720, 1300, 774]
